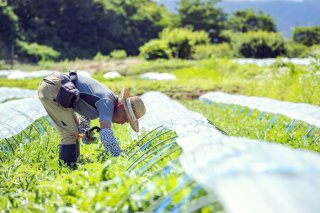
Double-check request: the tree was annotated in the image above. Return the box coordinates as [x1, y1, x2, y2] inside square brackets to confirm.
[227, 9, 276, 33]
[8, 0, 171, 59]
[0, 4, 19, 61]
[293, 26, 320, 47]
[98, 0, 172, 55]
[177, 0, 227, 43]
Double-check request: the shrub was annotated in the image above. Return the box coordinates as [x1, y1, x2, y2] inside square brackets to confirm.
[159, 28, 210, 59]
[286, 41, 308, 58]
[139, 39, 172, 60]
[0, 60, 5, 69]
[93, 52, 110, 61]
[308, 45, 320, 57]
[231, 31, 286, 58]
[293, 26, 320, 47]
[192, 43, 235, 59]
[109, 49, 127, 59]
[17, 41, 60, 62]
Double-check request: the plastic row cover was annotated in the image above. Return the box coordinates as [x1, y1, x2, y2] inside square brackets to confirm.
[0, 70, 55, 79]
[0, 97, 47, 140]
[140, 72, 176, 81]
[231, 58, 312, 67]
[140, 92, 320, 213]
[0, 87, 37, 103]
[0, 70, 92, 79]
[200, 92, 320, 128]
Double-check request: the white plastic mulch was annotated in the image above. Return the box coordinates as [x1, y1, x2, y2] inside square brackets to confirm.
[140, 72, 176, 80]
[200, 92, 320, 128]
[0, 70, 93, 79]
[103, 71, 122, 79]
[140, 91, 320, 213]
[77, 70, 92, 78]
[6, 70, 56, 79]
[0, 97, 47, 140]
[231, 58, 313, 67]
[0, 87, 37, 103]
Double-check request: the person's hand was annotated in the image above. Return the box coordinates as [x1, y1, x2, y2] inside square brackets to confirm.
[100, 128, 123, 157]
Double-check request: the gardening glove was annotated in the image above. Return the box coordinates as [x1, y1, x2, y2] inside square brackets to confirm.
[78, 115, 91, 144]
[100, 128, 124, 157]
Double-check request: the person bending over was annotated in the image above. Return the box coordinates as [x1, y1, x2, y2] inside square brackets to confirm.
[38, 71, 146, 167]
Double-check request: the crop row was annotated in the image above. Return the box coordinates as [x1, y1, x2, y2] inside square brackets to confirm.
[183, 100, 319, 153]
[0, 117, 220, 212]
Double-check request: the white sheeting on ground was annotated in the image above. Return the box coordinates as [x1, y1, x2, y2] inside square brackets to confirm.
[0, 70, 14, 78]
[7, 70, 56, 79]
[77, 70, 92, 78]
[231, 58, 312, 66]
[140, 72, 176, 80]
[139, 91, 320, 213]
[0, 97, 47, 140]
[103, 71, 121, 79]
[200, 92, 320, 128]
[0, 87, 37, 103]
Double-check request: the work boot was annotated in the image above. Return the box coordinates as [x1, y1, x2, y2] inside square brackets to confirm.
[76, 140, 80, 161]
[59, 143, 77, 169]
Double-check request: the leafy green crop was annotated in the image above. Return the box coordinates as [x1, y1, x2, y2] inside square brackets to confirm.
[183, 100, 320, 153]
[0, 117, 219, 212]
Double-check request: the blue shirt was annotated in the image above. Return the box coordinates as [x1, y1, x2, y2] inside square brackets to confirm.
[62, 74, 117, 123]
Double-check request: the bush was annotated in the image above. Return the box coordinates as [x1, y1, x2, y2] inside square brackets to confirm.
[17, 41, 60, 62]
[231, 31, 286, 58]
[109, 49, 127, 60]
[159, 28, 210, 59]
[286, 41, 308, 58]
[139, 39, 172, 60]
[93, 52, 110, 61]
[308, 45, 320, 57]
[293, 26, 320, 47]
[192, 43, 235, 59]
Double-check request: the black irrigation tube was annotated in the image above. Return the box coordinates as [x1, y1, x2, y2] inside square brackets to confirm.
[127, 125, 163, 155]
[207, 119, 228, 135]
[128, 129, 173, 160]
[127, 136, 177, 171]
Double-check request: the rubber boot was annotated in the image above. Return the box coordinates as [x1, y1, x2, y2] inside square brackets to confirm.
[76, 140, 80, 161]
[59, 143, 77, 168]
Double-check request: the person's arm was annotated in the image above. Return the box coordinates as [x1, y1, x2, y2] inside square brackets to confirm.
[100, 121, 122, 156]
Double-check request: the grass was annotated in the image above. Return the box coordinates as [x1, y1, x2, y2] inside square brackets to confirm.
[1, 57, 319, 103]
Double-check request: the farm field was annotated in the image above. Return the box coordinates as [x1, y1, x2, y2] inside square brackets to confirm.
[2, 0, 320, 211]
[1, 57, 320, 212]
[0, 116, 222, 212]
[1, 57, 319, 103]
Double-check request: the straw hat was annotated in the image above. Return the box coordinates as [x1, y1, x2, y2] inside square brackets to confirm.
[120, 88, 146, 132]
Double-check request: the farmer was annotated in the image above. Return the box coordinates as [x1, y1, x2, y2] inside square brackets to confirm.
[38, 71, 146, 167]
